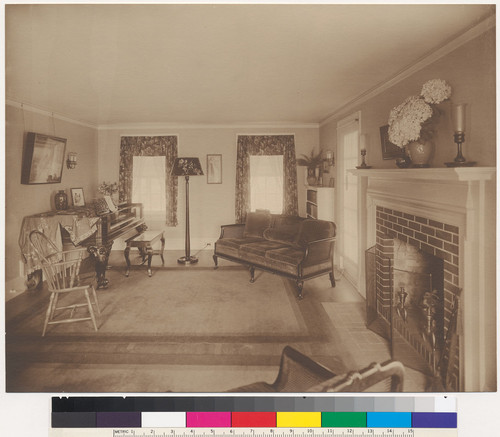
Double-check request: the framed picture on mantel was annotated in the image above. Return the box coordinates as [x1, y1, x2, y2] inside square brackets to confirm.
[380, 124, 404, 160]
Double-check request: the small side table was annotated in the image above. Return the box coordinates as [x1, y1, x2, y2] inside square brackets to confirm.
[124, 230, 165, 277]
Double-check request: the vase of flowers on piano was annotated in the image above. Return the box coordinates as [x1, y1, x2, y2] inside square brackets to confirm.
[98, 181, 119, 206]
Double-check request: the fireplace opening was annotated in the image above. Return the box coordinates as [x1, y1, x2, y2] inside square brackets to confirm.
[364, 205, 463, 390]
[366, 241, 444, 377]
[392, 238, 445, 375]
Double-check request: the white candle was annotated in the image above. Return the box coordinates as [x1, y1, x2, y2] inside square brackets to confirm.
[360, 134, 367, 150]
[454, 103, 466, 132]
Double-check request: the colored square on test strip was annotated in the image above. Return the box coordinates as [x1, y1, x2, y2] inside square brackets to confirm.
[141, 412, 186, 428]
[232, 412, 277, 427]
[412, 412, 457, 428]
[321, 412, 367, 428]
[96, 412, 141, 428]
[367, 412, 412, 428]
[186, 412, 231, 427]
[277, 412, 322, 428]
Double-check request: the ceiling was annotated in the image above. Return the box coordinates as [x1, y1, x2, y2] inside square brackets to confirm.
[5, 3, 495, 127]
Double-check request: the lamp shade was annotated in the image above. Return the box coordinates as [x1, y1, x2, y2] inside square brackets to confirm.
[172, 157, 204, 176]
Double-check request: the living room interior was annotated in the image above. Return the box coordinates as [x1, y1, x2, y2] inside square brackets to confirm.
[3, 4, 497, 394]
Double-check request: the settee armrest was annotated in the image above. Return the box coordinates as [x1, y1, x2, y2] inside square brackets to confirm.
[218, 223, 245, 239]
[301, 237, 335, 268]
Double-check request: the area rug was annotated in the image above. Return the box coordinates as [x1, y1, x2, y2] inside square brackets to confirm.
[5, 267, 347, 392]
[7, 268, 329, 340]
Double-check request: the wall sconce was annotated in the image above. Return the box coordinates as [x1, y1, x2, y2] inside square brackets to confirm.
[325, 150, 335, 167]
[66, 152, 77, 169]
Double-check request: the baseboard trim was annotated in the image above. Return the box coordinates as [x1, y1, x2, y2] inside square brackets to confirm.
[5, 276, 28, 302]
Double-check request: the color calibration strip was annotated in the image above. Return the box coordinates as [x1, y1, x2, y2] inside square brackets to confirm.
[51, 396, 457, 430]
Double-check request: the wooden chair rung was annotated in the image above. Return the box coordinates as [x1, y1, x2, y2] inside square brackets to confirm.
[29, 230, 101, 336]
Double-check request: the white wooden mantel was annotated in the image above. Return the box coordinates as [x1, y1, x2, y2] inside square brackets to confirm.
[349, 167, 496, 392]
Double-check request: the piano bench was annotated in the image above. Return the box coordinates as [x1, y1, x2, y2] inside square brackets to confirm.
[124, 230, 166, 277]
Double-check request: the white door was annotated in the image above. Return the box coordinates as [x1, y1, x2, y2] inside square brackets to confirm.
[337, 114, 360, 287]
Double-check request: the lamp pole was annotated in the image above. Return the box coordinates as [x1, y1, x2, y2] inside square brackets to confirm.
[183, 175, 192, 263]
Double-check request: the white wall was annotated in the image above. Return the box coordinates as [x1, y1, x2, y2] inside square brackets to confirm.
[97, 126, 319, 250]
[5, 104, 98, 297]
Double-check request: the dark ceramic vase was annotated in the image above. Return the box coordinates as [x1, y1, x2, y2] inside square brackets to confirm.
[55, 190, 68, 210]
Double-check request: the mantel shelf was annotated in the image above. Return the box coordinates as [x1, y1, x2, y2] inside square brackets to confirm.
[349, 166, 496, 182]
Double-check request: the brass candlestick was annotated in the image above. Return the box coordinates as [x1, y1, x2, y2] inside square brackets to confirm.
[445, 132, 475, 167]
[356, 149, 372, 169]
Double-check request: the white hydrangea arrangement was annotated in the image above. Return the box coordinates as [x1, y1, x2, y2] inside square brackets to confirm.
[388, 79, 452, 148]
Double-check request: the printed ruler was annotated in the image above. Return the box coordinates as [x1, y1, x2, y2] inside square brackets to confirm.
[49, 428, 457, 437]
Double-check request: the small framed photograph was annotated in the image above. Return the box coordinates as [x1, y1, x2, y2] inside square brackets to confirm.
[207, 154, 222, 184]
[71, 188, 85, 207]
[380, 124, 404, 160]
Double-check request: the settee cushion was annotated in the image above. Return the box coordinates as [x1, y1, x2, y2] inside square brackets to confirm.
[263, 227, 296, 245]
[294, 219, 336, 248]
[271, 214, 305, 228]
[215, 237, 263, 258]
[243, 212, 272, 238]
[265, 246, 304, 265]
[263, 215, 305, 245]
[239, 240, 288, 264]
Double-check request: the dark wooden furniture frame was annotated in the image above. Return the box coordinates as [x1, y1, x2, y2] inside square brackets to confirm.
[213, 223, 335, 299]
[124, 230, 165, 277]
[87, 202, 146, 288]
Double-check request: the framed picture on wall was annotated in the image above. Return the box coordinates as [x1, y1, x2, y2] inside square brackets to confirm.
[71, 188, 86, 207]
[380, 124, 404, 160]
[21, 132, 67, 184]
[207, 154, 222, 184]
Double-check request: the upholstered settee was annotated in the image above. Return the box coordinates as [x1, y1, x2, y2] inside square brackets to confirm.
[213, 211, 336, 299]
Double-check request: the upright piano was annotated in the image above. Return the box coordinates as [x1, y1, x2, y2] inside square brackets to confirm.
[19, 202, 146, 289]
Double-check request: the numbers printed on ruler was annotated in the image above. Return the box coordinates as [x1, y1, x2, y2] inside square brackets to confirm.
[112, 428, 416, 437]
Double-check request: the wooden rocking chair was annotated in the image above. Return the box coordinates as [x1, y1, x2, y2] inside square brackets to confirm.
[29, 230, 101, 336]
[228, 346, 405, 392]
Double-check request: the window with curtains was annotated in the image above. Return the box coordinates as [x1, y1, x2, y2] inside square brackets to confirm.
[249, 155, 283, 214]
[119, 136, 178, 227]
[132, 156, 166, 221]
[235, 135, 298, 223]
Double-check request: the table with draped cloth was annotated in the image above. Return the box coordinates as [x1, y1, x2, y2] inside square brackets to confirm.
[19, 207, 100, 276]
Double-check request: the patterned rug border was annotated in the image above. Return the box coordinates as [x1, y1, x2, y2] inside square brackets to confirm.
[6, 267, 333, 344]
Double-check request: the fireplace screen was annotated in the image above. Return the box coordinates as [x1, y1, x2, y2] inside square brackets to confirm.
[365, 244, 446, 381]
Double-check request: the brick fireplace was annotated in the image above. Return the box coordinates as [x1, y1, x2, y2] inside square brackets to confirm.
[374, 206, 459, 390]
[353, 167, 496, 392]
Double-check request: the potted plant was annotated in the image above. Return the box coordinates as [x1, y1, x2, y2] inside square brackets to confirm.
[98, 181, 119, 203]
[297, 149, 324, 185]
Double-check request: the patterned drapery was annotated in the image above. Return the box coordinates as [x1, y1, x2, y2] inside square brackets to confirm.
[235, 135, 298, 223]
[119, 136, 178, 226]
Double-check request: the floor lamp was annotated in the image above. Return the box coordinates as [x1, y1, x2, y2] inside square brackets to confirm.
[172, 157, 204, 264]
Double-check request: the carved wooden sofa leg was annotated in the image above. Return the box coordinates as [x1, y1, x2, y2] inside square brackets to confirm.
[296, 280, 304, 300]
[329, 271, 336, 287]
[213, 254, 218, 269]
